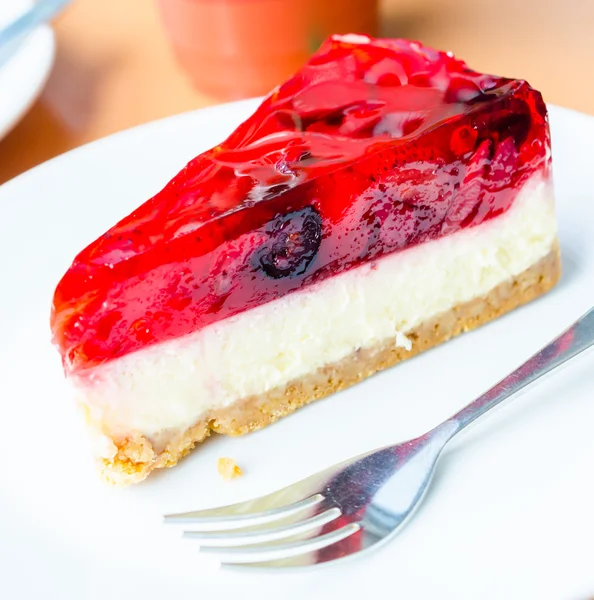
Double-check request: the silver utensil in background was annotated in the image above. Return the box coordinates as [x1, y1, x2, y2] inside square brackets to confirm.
[0, 0, 71, 69]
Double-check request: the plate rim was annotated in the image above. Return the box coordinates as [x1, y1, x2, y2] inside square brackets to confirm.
[0, 15, 55, 142]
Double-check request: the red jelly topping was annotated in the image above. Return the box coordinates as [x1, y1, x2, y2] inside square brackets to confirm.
[51, 35, 551, 372]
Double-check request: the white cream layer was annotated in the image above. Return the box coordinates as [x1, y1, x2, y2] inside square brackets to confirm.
[75, 175, 557, 458]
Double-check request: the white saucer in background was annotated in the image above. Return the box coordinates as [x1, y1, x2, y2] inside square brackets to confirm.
[0, 0, 55, 142]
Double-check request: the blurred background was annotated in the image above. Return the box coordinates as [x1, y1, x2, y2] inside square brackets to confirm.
[1, 0, 593, 185]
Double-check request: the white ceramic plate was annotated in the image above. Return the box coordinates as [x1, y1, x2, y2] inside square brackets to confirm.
[1, 101, 593, 600]
[0, 0, 55, 142]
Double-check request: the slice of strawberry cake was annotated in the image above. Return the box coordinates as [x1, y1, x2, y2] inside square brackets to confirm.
[50, 34, 560, 484]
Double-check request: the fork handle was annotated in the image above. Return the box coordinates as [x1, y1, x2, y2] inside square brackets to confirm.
[447, 305, 594, 433]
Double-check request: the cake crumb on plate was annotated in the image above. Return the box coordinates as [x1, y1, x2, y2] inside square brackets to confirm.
[217, 457, 243, 480]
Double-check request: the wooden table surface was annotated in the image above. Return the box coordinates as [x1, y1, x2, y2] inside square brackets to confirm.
[1, 0, 593, 185]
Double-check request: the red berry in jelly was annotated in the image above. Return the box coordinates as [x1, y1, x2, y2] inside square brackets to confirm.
[51, 35, 551, 372]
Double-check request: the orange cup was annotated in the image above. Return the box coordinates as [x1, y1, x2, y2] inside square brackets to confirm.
[156, 0, 379, 100]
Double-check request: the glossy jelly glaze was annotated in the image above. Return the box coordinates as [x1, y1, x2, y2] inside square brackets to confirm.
[51, 35, 551, 372]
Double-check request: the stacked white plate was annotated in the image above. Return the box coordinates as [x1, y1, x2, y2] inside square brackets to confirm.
[0, 0, 55, 142]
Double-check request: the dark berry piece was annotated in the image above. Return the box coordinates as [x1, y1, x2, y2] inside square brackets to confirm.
[262, 183, 292, 200]
[494, 111, 532, 149]
[258, 207, 322, 279]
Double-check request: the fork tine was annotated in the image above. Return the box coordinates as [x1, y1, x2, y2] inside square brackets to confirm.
[182, 507, 341, 547]
[164, 493, 325, 531]
[197, 523, 361, 564]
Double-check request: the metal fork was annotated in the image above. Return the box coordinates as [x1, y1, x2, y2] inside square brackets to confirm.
[165, 306, 594, 569]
